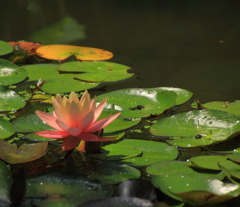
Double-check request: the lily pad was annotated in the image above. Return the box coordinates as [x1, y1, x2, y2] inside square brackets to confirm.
[95, 139, 178, 166]
[188, 155, 228, 170]
[12, 113, 54, 133]
[0, 140, 48, 164]
[36, 44, 113, 61]
[219, 159, 240, 179]
[22, 64, 100, 93]
[150, 109, 240, 147]
[86, 163, 141, 183]
[0, 59, 27, 85]
[0, 118, 15, 139]
[203, 100, 240, 116]
[58, 61, 134, 82]
[0, 84, 26, 111]
[0, 40, 13, 57]
[26, 172, 112, 205]
[97, 88, 179, 118]
[147, 161, 238, 206]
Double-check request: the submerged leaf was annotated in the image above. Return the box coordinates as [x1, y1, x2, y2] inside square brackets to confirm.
[0, 140, 48, 164]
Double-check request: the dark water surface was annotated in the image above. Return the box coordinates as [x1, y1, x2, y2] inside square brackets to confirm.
[1, 0, 240, 102]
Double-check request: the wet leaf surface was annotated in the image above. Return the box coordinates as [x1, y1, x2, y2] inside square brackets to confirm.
[0, 59, 27, 85]
[150, 109, 240, 147]
[0, 141, 48, 164]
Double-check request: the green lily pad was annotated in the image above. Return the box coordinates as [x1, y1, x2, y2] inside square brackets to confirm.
[188, 155, 228, 170]
[100, 106, 141, 133]
[95, 139, 178, 167]
[0, 118, 15, 139]
[0, 59, 27, 85]
[0, 40, 13, 57]
[12, 113, 54, 133]
[26, 172, 112, 204]
[118, 139, 179, 166]
[227, 153, 240, 163]
[0, 140, 48, 164]
[97, 88, 180, 118]
[150, 109, 240, 147]
[219, 159, 240, 179]
[25, 133, 55, 142]
[0, 84, 26, 111]
[203, 100, 240, 115]
[22, 64, 100, 93]
[97, 144, 142, 161]
[147, 161, 238, 205]
[58, 61, 134, 82]
[86, 163, 141, 184]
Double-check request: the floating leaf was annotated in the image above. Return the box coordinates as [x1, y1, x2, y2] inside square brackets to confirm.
[0, 40, 13, 57]
[22, 64, 100, 93]
[97, 88, 178, 118]
[0, 85, 26, 111]
[86, 163, 141, 183]
[28, 16, 85, 45]
[26, 172, 112, 205]
[0, 118, 15, 139]
[0, 140, 48, 164]
[147, 161, 236, 206]
[58, 61, 134, 82]
[150, 109, 240, 147]
[95, 139, 178, 166]
[219, 159, 240, 180]
[0, 59, 27, 85]
[12, 113, 54, 133]
[8, 41, 42, 56]
[188, 155, 228, 170]
[203, 100, 240, 115]
[36, 44, 113, 61]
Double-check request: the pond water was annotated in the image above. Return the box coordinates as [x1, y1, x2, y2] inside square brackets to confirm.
[1, 0, 240, 103]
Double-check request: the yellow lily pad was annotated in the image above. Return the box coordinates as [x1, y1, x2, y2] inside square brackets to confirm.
[36, 44, 113, 61]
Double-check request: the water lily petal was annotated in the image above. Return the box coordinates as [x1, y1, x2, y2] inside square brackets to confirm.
[35, 110, 62, 130]
[62, 136, 80, 151]
[77, 132, 98, 141]
[34, 130, 69, 138]
[69, 91, 79, 103]
[56, 119, 70, 131]
[68, 100, 82, 127]
[92, 98, 107, 122]
[78, 111, 95, 131]
[86, 112, 121, 132]
[68, 127, 82, 136]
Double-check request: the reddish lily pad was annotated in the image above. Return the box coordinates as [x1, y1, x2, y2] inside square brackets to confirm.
[0, 140, 48, 164]
[8, 41, 42, 56]
[36, 44, 113, 61]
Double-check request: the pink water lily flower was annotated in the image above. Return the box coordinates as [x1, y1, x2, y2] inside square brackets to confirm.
[34, 90, 121, 151]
